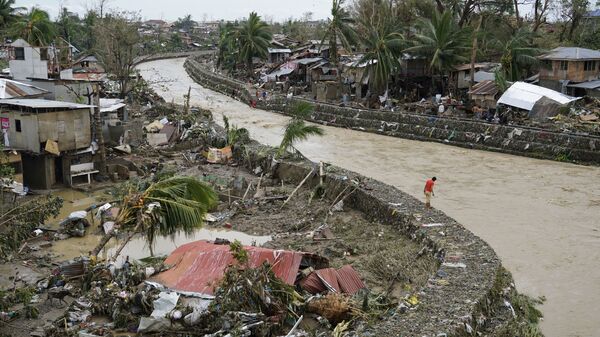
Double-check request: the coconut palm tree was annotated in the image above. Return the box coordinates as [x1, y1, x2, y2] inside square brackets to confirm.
[498, 28, 543, 82]
[406, 9, 470, 94]
[10, 7, 55, 46]
[321, 0, 357, 66]
[0, 0, 23, 28]
[236, 12, 272, 76]
[217, 22, 238, 72]
[277, 102, 324, 157]
[91, 176, 217, 258]
[358, 17, 404, 94]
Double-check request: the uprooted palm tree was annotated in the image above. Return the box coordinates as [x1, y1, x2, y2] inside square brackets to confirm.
[10, 7, 55, 46]
[236, 12, 272, 77]
[91, 176, 217, 259]
[277, 102, 324, 158]
[405, 9, 470, 94]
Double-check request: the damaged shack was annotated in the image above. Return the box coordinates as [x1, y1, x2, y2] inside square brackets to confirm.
[0, 99, 96, 189]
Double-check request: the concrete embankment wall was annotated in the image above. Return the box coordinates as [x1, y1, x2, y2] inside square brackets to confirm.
[185, 57, 600, 164]
[133, 50, 215, 66]
[183, 57, 527, 335]
[237, 143, 507, 336]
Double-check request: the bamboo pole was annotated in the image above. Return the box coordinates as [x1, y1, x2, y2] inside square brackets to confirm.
[281, 168, 315, 209]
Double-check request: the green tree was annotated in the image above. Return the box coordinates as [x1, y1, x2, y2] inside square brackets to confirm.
[223, 115, 249, 149]
[277, 102, 324, 158]
[92, 176, 217, 258]
[406, 9, 470, 94]
[236, 12, 272, 76]
[0, 0, 22, 29]
[558, 0, 590, 41]
[174, 14, 194, 32]
[321, 0, 357, 66]
[358, 16, 404, 93]
[10, 7, 56, 46]
[216, 22, 238, 72]
[498, 28, 542, 81]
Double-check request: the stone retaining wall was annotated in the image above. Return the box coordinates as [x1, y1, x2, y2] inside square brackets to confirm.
[185, 57, 600, 164]
[182, 58, 528, 335]
[237, 143, 508, 336]
[133, 50, 215, 66]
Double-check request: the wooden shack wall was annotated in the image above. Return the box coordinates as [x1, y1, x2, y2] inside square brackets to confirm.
[37, 108, 91, 152]
[540, 60, 600, 82]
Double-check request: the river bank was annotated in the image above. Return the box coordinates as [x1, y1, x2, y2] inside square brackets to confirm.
[137, 57, 600, 337]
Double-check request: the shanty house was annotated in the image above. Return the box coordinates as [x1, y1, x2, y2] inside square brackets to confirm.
[0, 99, 96, 190]
[468, 80, 500, 109]
[450, 63, 498, 90]
[399, 54, 428, 78]
[0, 79, 49, 99]
[539, 47, 600, 93]
[267, 48, 291, 64]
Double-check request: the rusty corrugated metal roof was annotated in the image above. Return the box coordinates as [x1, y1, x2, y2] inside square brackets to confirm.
[336, 265, 366, 295]
[468, 80, 499, 96]
[299, 265, 366, 295]
[149, 241, 309, 296]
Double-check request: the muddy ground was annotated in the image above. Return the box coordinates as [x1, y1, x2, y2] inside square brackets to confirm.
[0, 118, 437, 337]
[138, 58, 600, 337]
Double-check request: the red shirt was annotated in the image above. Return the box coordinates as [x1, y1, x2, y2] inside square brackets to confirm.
[425, 179, 435, 193]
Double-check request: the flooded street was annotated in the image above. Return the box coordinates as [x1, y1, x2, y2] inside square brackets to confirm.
[138, 58, 600, 337]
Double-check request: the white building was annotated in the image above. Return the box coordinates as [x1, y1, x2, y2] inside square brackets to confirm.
[9, 39, 50, 80]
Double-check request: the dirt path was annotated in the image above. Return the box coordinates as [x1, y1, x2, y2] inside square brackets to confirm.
[138, 58, 600, 337]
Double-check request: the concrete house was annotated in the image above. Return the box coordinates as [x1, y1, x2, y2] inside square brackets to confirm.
[9, 39, 75, 81]
[0, 99, 96, 190]
[538, 47, 600, 95]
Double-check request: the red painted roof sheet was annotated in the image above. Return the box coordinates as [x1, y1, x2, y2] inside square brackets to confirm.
[149, 241, 306, 296]
[299, 265, 366, 295]
[336, 265, 366, 295]
[316, 268, 341, 293]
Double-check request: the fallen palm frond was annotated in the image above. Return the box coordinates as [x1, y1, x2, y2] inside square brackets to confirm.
[213, 262, 303, 319]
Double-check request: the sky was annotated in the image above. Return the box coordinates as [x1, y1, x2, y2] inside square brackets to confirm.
[15, 0, 332, 22]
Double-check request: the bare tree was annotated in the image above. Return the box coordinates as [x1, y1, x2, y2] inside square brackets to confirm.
[532, 0, 551, 32]
[93, 11, 142, 98]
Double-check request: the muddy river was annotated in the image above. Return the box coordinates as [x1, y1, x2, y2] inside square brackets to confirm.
[136, 58, 600, 337]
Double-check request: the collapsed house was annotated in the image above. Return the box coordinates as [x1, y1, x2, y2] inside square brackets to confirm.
[497, 81, 580, 120]
[148, 240, 365, 297]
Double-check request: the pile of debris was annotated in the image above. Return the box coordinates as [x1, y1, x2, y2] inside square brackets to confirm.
[35, 240, 375, 337]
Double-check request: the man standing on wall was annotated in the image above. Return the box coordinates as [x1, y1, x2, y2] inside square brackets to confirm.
[424, 177, 437, 209]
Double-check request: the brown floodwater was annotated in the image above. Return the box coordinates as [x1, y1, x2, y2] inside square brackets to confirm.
[47, 185, 270, 267]
[50, 227, 271, 267]
[137, 58, 600, 337]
